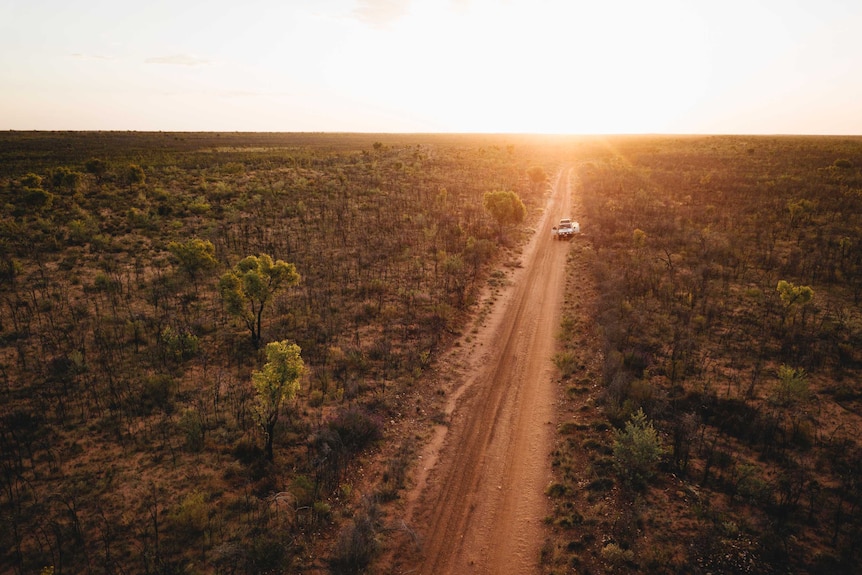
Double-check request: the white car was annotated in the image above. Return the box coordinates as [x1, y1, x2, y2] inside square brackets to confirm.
[552, 218, 579, 240]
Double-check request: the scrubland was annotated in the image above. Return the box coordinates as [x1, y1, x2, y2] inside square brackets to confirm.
[1, 133, 860, 574]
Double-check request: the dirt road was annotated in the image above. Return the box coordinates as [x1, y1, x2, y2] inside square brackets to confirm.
[391, 169, 574, 574]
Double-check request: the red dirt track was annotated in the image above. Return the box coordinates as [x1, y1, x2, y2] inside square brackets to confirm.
[391, 169, 574, 574]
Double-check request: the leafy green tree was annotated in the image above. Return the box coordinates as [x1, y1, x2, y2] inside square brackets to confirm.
[483, 190, 526, 237]
[167, 238, 218, 287]
[613, 408, 664, 488]
[159, 326, 200, 363]
[252, 340, 304, 460]
[218, 254, 300, 347]
[777, 279, 814, 326]
[777, 279, 813, 307]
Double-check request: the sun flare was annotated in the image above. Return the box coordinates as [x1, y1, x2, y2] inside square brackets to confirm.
[323, 0, 716, 133]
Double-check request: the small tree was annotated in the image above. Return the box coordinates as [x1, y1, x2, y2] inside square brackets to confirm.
[632, 228, 647, 249]
[777, 279, 813, 307]
[85, 158, 108, 183]
[168, 238, 218, 288]
[253, 340, 304, 460]
[125, 164, 146, 191]
[218, 254, 300, 347]
[526, 165, 547, 194]
[773, 364, 809, 406]
[483, 189, 526, 238]
[777, 279, 814, 326]
[13, 173, 53, 212]
[613, 408, 664, 488]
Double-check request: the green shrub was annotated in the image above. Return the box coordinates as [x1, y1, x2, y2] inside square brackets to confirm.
[557, 420, 587, 434]
[772, 364, 809, 406]
[180, 408, 204, 452]
[160, 326, 200, 362]
[545, 482, 570, 498]
[170, 491, 208, 535]
[93, 272, 120, 293]
[17, 187, 53, 211]
[313, 500, 332, 522]
[138, 375, 177, 415]
[553, 351, 579, 378]
[613, 408, 664, 488]
[601, 542, 634, 565]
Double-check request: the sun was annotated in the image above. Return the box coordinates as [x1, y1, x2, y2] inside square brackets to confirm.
[317, 0, 714, 133]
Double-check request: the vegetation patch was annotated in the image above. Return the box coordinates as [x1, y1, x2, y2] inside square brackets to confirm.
[547, 135, 862, 575]
[0, 132, 553, 574]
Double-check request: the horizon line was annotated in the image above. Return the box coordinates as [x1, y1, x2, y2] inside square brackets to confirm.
[4, 129, 862, 138]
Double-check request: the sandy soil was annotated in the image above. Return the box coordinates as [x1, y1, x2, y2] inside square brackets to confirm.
[387, 169, 574, 574]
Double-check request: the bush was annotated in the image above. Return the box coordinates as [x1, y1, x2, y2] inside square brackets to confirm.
[232, 437, 265, 465]
[308, 389, 325, 407]
[545, 482, 570, 498]
[553, 351, 580, 378]
[329, 499, 380, 574]
[160, 326, 199, 362]
[613, 408, 664, 488]
[137, 375, 177, 415]
[378, 451, 409, 502]
[327, 405, 383, 454]
[772, 364, 809, 406]
[180, 408, 204, 451]
[17, 186, 54, 211]
[601, 542, 635, 566]
[170, 491, 208, 536]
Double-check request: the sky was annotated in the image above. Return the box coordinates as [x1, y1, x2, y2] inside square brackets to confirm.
[1, 0, 861, 134]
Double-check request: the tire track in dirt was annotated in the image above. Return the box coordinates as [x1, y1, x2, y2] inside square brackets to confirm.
[392, 168, 574, 574]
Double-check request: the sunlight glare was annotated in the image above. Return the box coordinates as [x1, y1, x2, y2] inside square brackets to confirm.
[321, 0, 713, 133]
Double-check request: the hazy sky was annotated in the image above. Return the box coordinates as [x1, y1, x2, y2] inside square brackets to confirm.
[1, 0, 860, 134]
